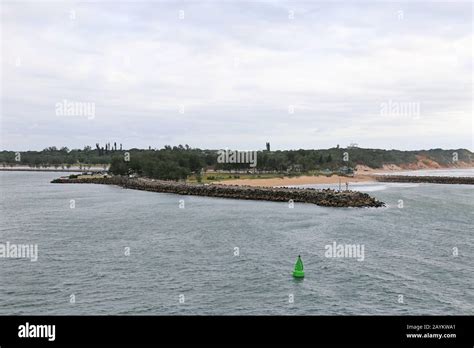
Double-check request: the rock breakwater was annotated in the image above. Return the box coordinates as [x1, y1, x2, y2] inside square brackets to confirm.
[373, 175, 474, 185]
[51, 176, 385, 208]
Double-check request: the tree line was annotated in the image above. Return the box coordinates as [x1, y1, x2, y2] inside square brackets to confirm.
[0, 146, 471, 181]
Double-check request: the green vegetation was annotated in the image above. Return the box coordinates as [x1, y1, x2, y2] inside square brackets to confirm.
[0, 146, 110, 169]
[0, 145, 471, 181]
[109, 148, 204, 181]
[187, 172, 287, 183]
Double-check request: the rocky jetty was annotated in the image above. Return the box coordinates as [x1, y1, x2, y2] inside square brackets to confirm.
[51, 176, 385, 208]
[373, 175, 474, 185]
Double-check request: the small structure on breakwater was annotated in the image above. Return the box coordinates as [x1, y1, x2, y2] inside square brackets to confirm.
[373, 175, 474, 185]
[51, 176, 385, 208]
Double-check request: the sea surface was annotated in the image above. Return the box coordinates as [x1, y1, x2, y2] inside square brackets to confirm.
[0, 171, 473, 315]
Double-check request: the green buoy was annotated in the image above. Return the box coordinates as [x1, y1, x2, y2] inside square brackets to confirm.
[293, 255, 305, 278]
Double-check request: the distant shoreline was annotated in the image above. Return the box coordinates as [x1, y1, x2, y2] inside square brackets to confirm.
[0, 166, 108, 173]
[3, 166, 473, 186]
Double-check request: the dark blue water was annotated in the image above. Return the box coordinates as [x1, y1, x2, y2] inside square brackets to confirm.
[0, 171, 472, 314]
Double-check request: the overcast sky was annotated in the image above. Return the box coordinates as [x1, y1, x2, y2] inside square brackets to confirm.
[1, 0, 472, 151]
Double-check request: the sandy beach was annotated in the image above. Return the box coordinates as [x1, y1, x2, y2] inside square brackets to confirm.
[212, 164, 474, 187]
[213, 174, 375, 187]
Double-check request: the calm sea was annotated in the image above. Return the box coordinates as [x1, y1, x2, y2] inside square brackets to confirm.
[0, 171, 472, 315]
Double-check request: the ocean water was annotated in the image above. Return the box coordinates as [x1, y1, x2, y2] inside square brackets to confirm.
[0, 171, 473, 315]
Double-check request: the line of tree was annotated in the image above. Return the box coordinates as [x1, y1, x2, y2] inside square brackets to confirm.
[0, 146, 472, 180]
[109, 148, 206, 180]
